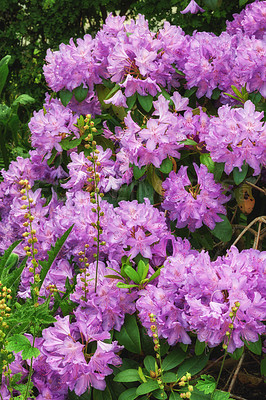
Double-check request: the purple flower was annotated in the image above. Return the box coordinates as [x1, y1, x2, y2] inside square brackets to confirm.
[180, 0, 205, 14]
[202, 101, 266, 175]
[162, 163, 230, 231]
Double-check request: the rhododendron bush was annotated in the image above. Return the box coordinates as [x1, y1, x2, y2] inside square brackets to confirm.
[0, 2, 265, 399]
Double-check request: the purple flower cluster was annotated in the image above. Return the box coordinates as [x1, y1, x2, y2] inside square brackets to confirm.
[30, 316, 123, 396]
[70, 260, 137, 335]
[104, 94, 195, 169]
[201, 100, 266, 175]
[0, 4, 265, 398]
[62, 146, 124, 193]
[29, 94, 79, 158]
[137, 246, 266, 352]
[162, 163, 230, 231]
[226, 1, 266, 39]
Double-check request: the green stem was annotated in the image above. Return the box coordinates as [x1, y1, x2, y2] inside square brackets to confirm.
[23, 328, 36, 400]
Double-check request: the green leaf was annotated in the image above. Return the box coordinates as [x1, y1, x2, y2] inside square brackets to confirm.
[114, 369, 141, 383]
[6, 334, 31, 353]
[148, 267, 162, 283]
[0, 240, 22, 280]
[0, 55, 11, 68]
[12, 94, 35, 107]
[230, 346, 244, 360]
[211, 215, 232, 242]
[123, 265, 141, 284]
[136, 181, 154, 204]
[170, 392, 180, 400]
[118, 388, 138, 400]
[195, 339, 206, 356]
[213, 163, 225, 182]
[196, 375, 216, 394]
[160, 157, 173, 174]
[213, 390, 231, 400]
[162, 349, 186, 371]
[239, 0, 249, 8]
[177, 353, 210, 378]
[116, 282, 138, 289]
[60, 136, 83, 151]
[133, 165, 146, 180]
[180, 139, 197, 146]
[137, 93, 153, 113]
[245, 336, 262, 355]
[211, 88, 221, 100]
[0, 63, 9, 96]
[152, 389, 167, 399]
[39, 225, 74, 288]
[126, 93, 137, 110]
[93, 387, 112, 400]
[115, 314, 141, 354]
[144, 355, 157, 374]
[104, 84, 120, 100]
[162, 372, 177, 383]
[73, 85, 88, 102]
[4, 252, 19, 270]
[59, 89, 73, 106]
[200, 154, 215, 173]
[233, 163, 248, 185]
[136, 380, 159, 395]
[137, 260, 149, 281]
[261, 357, 266, 376]
[5, 256, 27, 292]
[184, 87, 197, 98]
[249, 91, 262, 105]
[191, 387, 212, 399]
[147, 165, 163, 195]
[21, 346, 40, 360]
[6, 334, 40, 360]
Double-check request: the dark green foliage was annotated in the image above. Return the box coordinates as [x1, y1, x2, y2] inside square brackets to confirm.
[0, 1, 256, 108]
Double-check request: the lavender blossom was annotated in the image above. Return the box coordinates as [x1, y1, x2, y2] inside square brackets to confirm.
[162, 164, 230, 232]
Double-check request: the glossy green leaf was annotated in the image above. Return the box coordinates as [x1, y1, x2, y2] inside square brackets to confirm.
[137, 260, 149, 281]
[245, 336, 262, 355]
[162, 349, 186, 371]
[260, 357, 266, 376]
[200, 153, 215, 173]
[126, 93, 137, 110]
[60, 89, 73, 106]
[213, 390, 231, 400]
[144, 355, 157, 374]
[73, 84, 88, 102]
[177, 353, 210, 378]
[133, 165, 146, 180]
[162, 372, 177, 383]
[230, 346, 244, 360]
[170, 392, 180, 400]
[137, 93, 153, 112]
[136, 380, 159, 395]
[115, 314, 141, 354]
[213, 162, 225, 182]
[211, 215, 232, 242]
[239, 0, 249, 8]
[123, 264, 141, 284]
[160, 157, 173, 174]
[233, 163, 248, 185]
[118, 388, 138, 400]
[136, 181, 154, 204]
[114, 369, 141, 382]
[195, 339, 206, 356]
